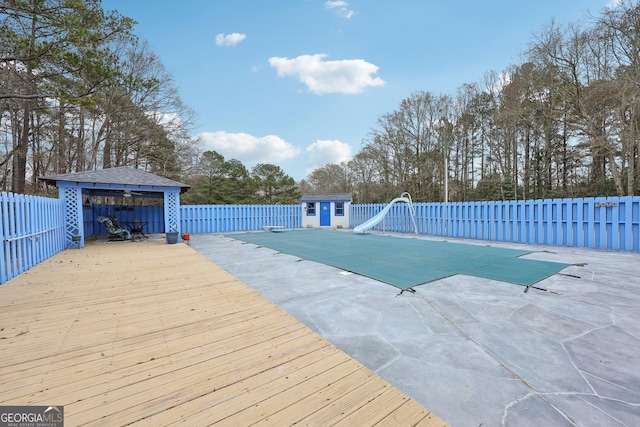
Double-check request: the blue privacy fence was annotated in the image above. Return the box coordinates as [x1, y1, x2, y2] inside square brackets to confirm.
[181, 204, 301, 233]
[1, 192, 66, 284]
[91, 204, 302, 235]
[178, 197, 639, 252]
[90, 204, 167, 236]
[2, 194, 640, 284]
[352, 196, 640, 251]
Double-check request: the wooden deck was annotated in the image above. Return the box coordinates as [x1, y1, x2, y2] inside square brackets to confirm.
[0, 239, 448, 426]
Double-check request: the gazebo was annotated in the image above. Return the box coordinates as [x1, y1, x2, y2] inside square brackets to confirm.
[39, 167, 190, 248]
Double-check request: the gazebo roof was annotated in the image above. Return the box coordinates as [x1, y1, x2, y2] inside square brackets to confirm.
[39, 167, 191, 193]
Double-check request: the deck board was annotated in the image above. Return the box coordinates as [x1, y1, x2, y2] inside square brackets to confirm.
[0, 240, 448, 426]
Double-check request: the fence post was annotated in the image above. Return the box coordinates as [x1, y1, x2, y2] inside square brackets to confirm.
[619, 196, 634, 251]
[0, 193, 8, 284]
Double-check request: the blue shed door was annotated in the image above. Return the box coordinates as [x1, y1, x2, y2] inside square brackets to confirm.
[320, 202, 331, 226]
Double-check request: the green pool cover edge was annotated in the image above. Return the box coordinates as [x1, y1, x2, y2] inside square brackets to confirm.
[225, 229, 569, 290]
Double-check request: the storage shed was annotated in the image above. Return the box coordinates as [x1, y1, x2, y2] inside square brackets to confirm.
[300, 193, 352, 229]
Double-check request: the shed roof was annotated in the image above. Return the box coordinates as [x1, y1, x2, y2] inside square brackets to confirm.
[300, 193, 352, 202]
[39, 167, 190, 193]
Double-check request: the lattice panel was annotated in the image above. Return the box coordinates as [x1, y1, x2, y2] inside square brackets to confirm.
[63, 187, 81, 241]
[166, 191, 179, 231]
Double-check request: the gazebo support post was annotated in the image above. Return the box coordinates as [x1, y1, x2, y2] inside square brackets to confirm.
[164, 188, 181, 243]
[59, 183, 85, 248]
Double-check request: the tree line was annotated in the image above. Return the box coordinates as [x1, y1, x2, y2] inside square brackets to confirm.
[3, 1, 640, 205]
[183, 151, 300, 204]
[0, 0, 301, 204]
[305, 1, 640, 203]
[1, 0, 200, 194]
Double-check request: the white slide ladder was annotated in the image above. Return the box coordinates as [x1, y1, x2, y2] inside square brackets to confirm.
[353, 192, 418, 235]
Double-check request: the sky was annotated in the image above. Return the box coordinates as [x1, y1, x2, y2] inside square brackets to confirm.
[101, 0, 619, 182]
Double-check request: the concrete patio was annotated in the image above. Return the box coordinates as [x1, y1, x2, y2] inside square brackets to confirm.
[191, 230, 640, 427]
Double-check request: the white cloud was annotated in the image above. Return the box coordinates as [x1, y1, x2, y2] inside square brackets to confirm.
[269, 54, 385, 95]
[215, 33, 247, 47]
[199, 131, 300, 165]
[325, 0, 355, 19]
[306, 139, 353, 173]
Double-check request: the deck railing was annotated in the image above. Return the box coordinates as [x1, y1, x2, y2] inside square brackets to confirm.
[1, 192, 66, 284]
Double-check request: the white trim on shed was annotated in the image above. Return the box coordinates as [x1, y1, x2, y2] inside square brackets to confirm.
[300, 193, 352, 229]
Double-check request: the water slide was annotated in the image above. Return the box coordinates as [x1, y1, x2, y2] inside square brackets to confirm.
[353, 192, 418, 234]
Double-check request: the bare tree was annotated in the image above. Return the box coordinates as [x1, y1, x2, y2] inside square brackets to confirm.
[0, 0, 134, 192]
[597, 0, 640, 194]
